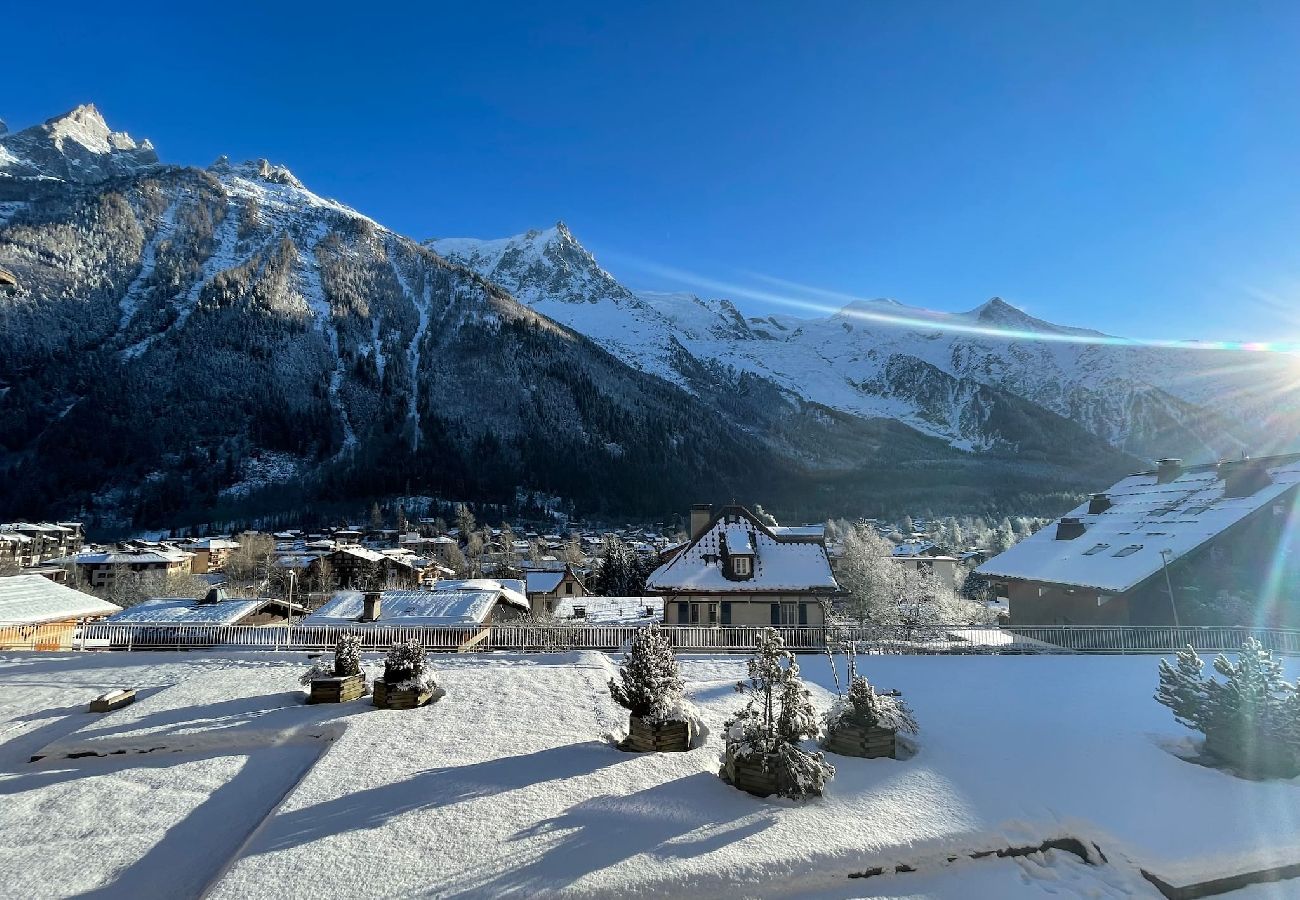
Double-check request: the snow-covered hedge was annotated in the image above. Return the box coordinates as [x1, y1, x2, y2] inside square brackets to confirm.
[1156, 639, 1300, 777]
[722, 627, 834, 799]
[384, 640, 439, 693]
[825, 676, 918, 736]
[609, 624, 684, 723]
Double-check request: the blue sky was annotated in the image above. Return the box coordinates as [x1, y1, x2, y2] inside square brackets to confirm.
[7, 1, 1300, 341]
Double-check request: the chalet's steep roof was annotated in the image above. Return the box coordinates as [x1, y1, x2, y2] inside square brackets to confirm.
[976, 455, 1300, 593]
[525, 570, 565, 595]
[0, 575, 121, 624]
[647, 506, 838, 594]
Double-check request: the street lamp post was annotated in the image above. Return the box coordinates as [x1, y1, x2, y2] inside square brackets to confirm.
[1160, 549, 1180, 629]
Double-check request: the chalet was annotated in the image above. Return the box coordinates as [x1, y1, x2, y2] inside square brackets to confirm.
[646, 504, 839, 626]
[303, 580, 529, 627]
[326, 546, 420, 590]
[976, 455, 1300, 626]
[107, 587, 305, 627]
[52, 546, 192, 589]
[0, 574, 121, 649]
[523, 564, 586, 616]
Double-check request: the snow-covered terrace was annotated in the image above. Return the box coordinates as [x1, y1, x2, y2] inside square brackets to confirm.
[1, 650, 1296, 898]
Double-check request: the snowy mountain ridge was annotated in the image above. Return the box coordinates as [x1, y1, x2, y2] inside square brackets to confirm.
[429, 226, 1296, 461]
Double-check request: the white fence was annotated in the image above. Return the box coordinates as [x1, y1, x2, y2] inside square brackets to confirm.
[59, 622, 1300, 655]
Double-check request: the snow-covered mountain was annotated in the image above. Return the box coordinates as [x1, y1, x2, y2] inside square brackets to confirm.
[0, 106, 810, 527]
[0, 104, 1171, 530]
[429, 225, 1297, 462]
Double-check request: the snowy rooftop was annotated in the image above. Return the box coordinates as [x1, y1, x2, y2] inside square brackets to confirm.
[977, 455, 1300, 592]
[525, 570, 565, 594]
[0, 574, 120, 625]
[108, 596, 272, 625]
[58, 548, 191, 566]
[304, 584, 528, 626]
[647, 507, 838, 594]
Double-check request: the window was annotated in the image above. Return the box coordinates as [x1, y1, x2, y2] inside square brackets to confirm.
[688, 602, 718, 624]
[573, 606, 586, 619]
[779, 602, 799, 625]
[1113, 544, 1143, 558]
[1082, 543, 1110, 556]
[732, 556, 751, 577]
[564, 581, 574, 595]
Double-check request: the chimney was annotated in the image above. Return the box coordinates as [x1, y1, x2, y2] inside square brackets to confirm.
[1219, 458, 1273, 498]
[200, 586, 227, 605]
[1156, 458, 1183, 484]
[1088, 493, 1112, 515]
[1055, 517, 1086, 541]
[361, 592, 382, 622]
[689, 504, 713, 541]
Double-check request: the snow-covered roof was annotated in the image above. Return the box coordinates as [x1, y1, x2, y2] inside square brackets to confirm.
[303, 585, 527, 626]
[0, 575, 121, 624]
[525, 570, 565, 595]
[722, 524, 753, 555]
[771, 524, 825, 539]
[553, 596, 663, 623]
[647, 506, 838, 594]
[184, 538, 240, 551]
[107, 596, 272, 625]
[58, 548, 191, 566]
[331, 545, 387, 563]
[976, 455, 1300, 593]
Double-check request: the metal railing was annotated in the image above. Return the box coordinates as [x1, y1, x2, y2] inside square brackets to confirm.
[49, 622, 1300, 655]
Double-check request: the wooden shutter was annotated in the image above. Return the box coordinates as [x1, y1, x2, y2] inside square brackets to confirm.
[770, 603, 780, 625]
[721, 602, 731, 625]
[798, 602, 808, 626]
[676, 602, 688, 624]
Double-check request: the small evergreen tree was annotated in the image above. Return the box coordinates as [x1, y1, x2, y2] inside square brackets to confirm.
[1156, 640, 1300, 777]
[826, 676, 918, 735]
[722, 628, 834, 799]
[609, 624, 683, 722]
[333, 633, 363, 678]
[384, 639, 437, 691]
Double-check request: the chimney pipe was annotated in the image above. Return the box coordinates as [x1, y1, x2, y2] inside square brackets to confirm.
[1056, 517, 1086, 541]
[1219, 458, 1272, 498]
[361, 591, 382, 622]
[1156, 458, 1183, 484]
[1088, 493, 1112, 515]
[689, 504, 713, 541]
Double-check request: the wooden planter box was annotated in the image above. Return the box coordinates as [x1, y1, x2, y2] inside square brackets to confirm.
[823, 722, 897, 759]
[372, 679, 444, 710]
[721, 749, 781, 798]
[307, 673, 366, 704]
[89, 689, 136, 713]
[620, 715, 691, 753]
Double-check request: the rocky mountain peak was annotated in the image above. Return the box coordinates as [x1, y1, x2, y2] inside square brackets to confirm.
[0, 102, 159, 183]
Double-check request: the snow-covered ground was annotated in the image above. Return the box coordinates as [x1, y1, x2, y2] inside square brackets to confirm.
[0, 650, 1296, 898]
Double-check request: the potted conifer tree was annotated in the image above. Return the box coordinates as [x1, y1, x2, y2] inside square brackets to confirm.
[609, 624, 694, 752]
[721, 628, 834, 799]
[373, 639, 445, 709]
[301, 634, 368, 704]
[822, 676, 917, 758]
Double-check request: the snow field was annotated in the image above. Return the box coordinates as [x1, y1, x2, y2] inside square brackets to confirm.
[0, 651, 1296, 898]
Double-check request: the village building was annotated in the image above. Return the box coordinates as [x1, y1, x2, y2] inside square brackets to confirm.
[0, 522, 84, 567]
[51, 546, 193, 590]
[303, 580, 529, 627]
[178, 537, 241, 574]
[646, 504, 839, 626]
[326, 546, 420, 590]
[107, 587, 305, 627]
[976, 454, 1300, 626]
[552, 595, 662, 624]
[892, 554, 961, 591]
[0, 574, 121, 649]
[522, 564, 586, 616]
